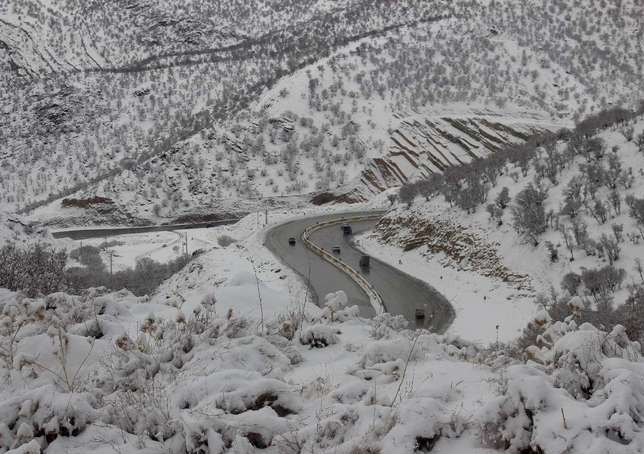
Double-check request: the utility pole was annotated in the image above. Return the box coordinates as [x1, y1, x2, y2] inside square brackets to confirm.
[106, 249, 114, 287]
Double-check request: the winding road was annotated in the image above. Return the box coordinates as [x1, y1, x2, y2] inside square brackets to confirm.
[265, 211, 454, 332]
[53, 211, 454, 332]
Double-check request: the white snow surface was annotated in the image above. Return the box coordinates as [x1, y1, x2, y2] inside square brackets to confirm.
[2, 280, 644, 453]
[355, 235, 536, 344]
[3, 155, 644, 452]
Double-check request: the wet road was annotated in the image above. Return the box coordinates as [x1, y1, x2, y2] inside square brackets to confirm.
[265, 212, 454, 332]
[51, 218, 241, 240]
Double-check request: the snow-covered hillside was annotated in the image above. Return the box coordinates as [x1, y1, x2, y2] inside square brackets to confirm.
[3, 1, 644, 452]
[363, 112, 644, 342]
[2, 276, 644, 453]
[1, 0, 642, 222]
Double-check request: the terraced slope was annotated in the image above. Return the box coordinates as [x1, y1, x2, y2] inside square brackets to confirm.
[355, 116, 554, 198]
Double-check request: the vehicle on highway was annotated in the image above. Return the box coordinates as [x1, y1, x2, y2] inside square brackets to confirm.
[332, 246, 341, 254]
[359, 254, 370, 268]
[341, 224, 352, 235]
[288, 237, 296, 246]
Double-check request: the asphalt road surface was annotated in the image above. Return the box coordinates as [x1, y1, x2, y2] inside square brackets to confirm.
[265, 212, 454, 332]
[51, 218, 241, 240]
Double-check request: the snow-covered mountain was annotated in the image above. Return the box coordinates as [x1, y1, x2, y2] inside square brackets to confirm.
[1, 0, 643, 222]
[3, 3, 644, 453]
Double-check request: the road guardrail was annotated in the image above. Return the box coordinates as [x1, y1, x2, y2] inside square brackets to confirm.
[301, 215, 385, 315]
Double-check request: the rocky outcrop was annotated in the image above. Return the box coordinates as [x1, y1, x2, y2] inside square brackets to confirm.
[375, 214, 531, 289]
[353, 116, 554, 199]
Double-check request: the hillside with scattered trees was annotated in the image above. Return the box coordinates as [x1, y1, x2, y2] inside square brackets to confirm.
[1, 0, 642, 222]
[2, 1, 644, 454]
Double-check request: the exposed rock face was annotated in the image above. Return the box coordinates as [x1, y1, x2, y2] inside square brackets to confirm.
[375, 214, 531, 289]
[352, 116, 553, 200]
[310, 115, 556, 205]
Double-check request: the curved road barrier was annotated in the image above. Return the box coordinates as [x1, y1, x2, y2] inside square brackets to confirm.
[301, 215, 385, 315]
[265, 211, 454, 332]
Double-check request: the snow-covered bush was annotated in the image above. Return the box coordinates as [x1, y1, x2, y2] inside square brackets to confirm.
[481, 322, 644, 453]
[357, 338, 423, 370]
[217, 235, 237, 247]
[382, 396, 464, 453]
[274, 404, 394, 454]
[176, 370, 301, 415]
[318, 290, 359, 322]
[299, 324, 339, 348]
[200, 291, 217, 309]
[370, 313, 409, 339]
[0, 386, 99, 452]
[0, 243, 67, 297]
[106, 380, 178, 442]
[350, 337, 424, 383]
[329, 381, 371, 405]
[552, 323, 640, 398]
[5, 440, 40, 454]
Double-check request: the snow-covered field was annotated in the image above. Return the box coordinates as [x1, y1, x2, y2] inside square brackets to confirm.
[2, 271, 644, 453]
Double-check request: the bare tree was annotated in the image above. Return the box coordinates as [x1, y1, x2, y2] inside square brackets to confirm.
[511, 184, 548, 245]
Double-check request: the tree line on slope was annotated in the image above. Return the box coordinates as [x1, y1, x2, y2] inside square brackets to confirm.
[398, 103, 644, 243]
[399, 102, 644, 343]
[0, 243, 192, 298]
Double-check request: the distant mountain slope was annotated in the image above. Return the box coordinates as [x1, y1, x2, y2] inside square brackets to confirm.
[0, 0, 642, 221]
[82, 111, 555, 218]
